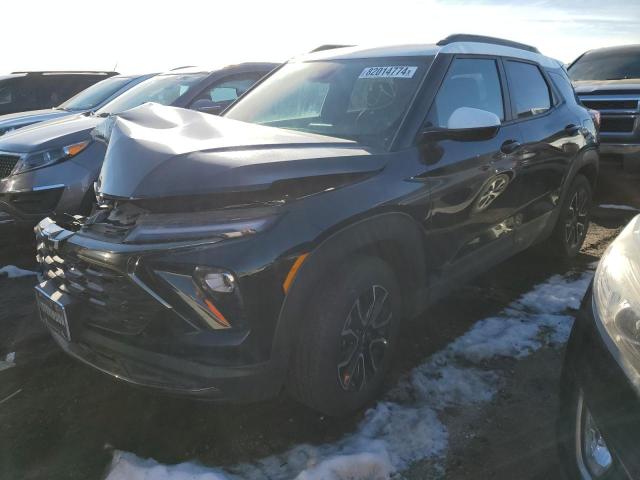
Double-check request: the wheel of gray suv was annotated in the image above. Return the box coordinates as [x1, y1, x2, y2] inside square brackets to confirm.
[287, 256, 402, 416]
[547, 174, 592, 258]
[558, 388, 620, 479]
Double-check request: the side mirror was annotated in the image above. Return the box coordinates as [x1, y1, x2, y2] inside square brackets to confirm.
[190, 99, 230, 116]
[420, 107, 501, 142]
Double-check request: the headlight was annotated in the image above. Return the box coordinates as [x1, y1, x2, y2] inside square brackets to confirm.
[123, 208, 278, 244]
[593, 215, 640, 366]
[12, 141, 90, 175]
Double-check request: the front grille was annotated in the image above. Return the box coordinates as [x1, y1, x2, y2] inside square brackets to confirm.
[0, 154, 20, 178]
[36, 232, 163, 335]
[601, 117, 636, 133]
[581, 99, 639, 111]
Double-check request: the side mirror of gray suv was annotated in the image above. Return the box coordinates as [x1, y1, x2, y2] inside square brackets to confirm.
[190, 99, 229, 116]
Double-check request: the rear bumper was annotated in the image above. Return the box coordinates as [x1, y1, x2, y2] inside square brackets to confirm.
[562, 289, 640, 478]
[599, 143, 640, 157]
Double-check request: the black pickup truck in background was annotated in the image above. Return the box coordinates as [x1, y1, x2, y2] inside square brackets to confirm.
[569, 45, 640, 172]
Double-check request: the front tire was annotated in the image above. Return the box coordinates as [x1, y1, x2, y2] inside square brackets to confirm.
[287, 256, 402, 416]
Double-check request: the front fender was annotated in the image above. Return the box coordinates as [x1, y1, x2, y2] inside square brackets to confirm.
[270, 211, 429, 376]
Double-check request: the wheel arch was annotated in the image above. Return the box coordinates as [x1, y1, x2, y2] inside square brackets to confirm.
[271, 211, 429, 374]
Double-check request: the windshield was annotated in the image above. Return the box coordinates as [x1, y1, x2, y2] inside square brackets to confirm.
[569, 50, 640, 81]
[225, 57, 433, 149]
[96, 73, 208, 115]
[58, 76, 135, 111]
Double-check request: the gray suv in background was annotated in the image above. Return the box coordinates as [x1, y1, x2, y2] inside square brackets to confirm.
[0, 73, 156, 137]
[570, 45, 640, 171]
[0, 63, 277, 227]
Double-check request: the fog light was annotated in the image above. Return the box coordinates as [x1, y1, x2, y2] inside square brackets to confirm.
[583, 409, 613, 476]
[204, 272, 235, 293]
[577, 392, 613, 478]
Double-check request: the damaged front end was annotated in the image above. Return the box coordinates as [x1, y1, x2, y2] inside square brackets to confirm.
[33, 103, 383, 399]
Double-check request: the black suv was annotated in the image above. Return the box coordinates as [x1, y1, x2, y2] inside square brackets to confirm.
[0, 71, 117, 116]
[569, 45, 640, 171]
[34, 35, 599, 416]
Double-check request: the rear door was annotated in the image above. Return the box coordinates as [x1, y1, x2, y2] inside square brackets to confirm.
[502, 59, 576, 246]
[422, 56, 525, 285]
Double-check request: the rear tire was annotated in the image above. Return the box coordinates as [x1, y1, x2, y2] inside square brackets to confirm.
[546, 174, 592, 259]
[287, 256, 402, 416]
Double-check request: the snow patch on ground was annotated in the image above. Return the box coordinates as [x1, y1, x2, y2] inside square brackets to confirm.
[105, 270, 592, 480]
[0, 265, 36, 278]
[0, 351, 15, 372]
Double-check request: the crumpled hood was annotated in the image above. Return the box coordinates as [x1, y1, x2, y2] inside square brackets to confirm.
[0, 113, 101, 152]
[0, 108, 73, 135]
[98, 103, 387, 199]
[574, 79, 640, 94]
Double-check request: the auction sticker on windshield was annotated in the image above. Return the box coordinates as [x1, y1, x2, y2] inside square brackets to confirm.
[359, 66, 417, 79]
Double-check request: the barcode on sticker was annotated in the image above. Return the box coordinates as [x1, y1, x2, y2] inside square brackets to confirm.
[359, 66, 417, 79]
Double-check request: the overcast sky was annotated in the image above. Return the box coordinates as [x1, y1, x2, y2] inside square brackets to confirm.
[4, 0, 639, 74]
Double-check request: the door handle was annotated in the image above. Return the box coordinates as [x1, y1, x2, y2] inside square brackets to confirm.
[500, 139, 521, 154]
[565, 124, 580, 135]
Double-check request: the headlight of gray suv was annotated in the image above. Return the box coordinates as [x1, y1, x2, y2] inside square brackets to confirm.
[593, 214, 640, 370]
[12, 141, 90, 175]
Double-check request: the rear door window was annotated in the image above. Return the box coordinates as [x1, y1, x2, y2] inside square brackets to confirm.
[427, 57, 505, 128]
[504, 61, 551, 119]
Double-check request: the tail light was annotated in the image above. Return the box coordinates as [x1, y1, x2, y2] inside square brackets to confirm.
[588, 109, 601, 131]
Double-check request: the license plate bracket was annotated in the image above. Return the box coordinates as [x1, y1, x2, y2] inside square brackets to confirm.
[35, 286, 71, 341]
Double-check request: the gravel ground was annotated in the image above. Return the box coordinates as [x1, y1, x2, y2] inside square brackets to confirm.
[0, 162, 636, 480]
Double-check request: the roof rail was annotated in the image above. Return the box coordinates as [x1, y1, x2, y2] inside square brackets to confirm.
[437, 34, 540, 54]
[10, 70, 114, 75]
[309, 44, 354, 53]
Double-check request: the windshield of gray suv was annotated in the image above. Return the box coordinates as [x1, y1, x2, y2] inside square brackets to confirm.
[569, 50, 640, 81]
[224, 57, 433, 149]
[58, 76, 134, 111]
[96, 73, 208, 116]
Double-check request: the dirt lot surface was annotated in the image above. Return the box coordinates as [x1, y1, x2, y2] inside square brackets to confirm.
[0, 162, 637, 479]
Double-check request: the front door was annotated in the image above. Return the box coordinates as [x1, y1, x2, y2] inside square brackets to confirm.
[419, 56, 525, 289]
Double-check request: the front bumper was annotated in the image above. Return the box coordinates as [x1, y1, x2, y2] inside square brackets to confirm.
[0, 142, 104, 225]
[34, 218, 290, 401]
[599, 143, 640, 157]
[562, 288, 640, 478]
[0, 184, 65, 225]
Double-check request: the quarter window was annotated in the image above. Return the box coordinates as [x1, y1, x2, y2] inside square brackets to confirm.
[505, 61, 551, 119]
[427, 58, 504, 128]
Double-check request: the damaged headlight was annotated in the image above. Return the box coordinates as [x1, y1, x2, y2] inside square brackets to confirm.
[123, 207, 279, 244]
[12, 141, 90, 175]
[593, 214, 640, 370]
